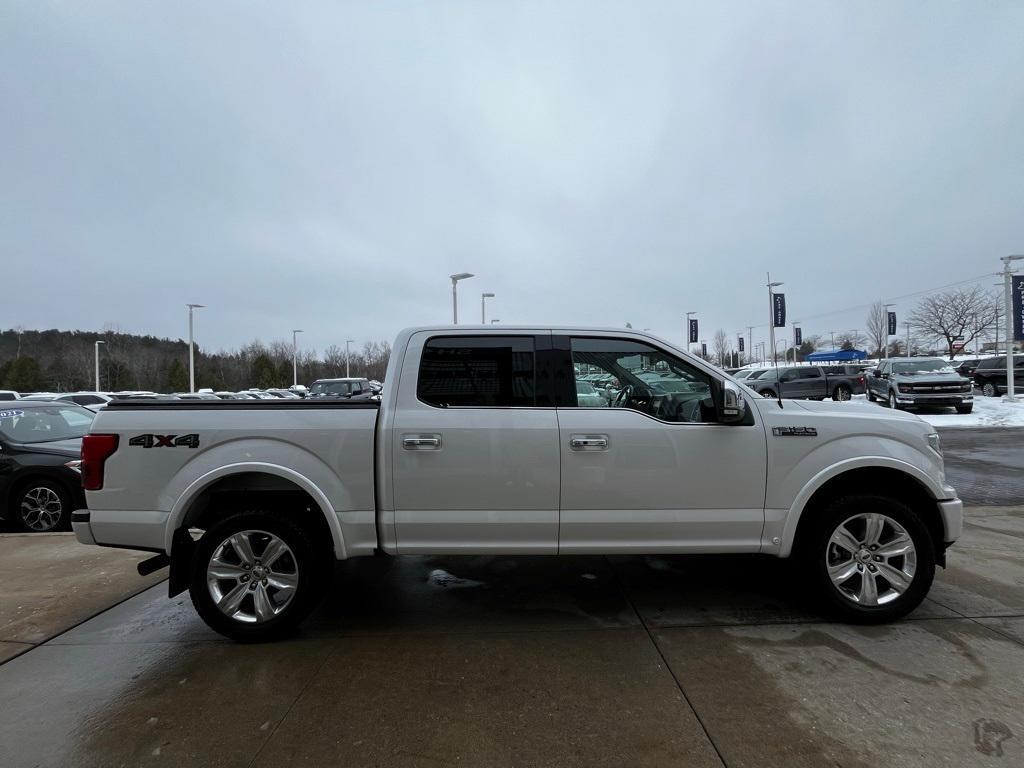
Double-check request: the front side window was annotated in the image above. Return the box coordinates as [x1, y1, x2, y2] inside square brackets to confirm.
[569, 337, 714, 423]
[418, 336, 535, 407]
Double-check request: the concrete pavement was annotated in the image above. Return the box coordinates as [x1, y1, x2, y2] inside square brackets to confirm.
[0, 504, 1022, 767]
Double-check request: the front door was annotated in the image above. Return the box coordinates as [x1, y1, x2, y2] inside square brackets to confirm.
[390, 331, 560, 554]
[556, 334, 767, 553]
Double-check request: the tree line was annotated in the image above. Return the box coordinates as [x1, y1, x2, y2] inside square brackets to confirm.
[0, 328, 391, 393]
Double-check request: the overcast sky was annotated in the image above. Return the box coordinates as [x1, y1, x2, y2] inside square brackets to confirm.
[2, 1, 1022, 356]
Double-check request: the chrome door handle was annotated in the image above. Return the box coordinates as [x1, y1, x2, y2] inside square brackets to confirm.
[402, 434, 441, 450]
[569, 435, 609, 450]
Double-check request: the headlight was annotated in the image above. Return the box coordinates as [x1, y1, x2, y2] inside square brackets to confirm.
[926, 433, 941, 454]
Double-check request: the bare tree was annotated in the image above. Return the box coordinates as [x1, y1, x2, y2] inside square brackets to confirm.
[323, 344, 345, 376]
[836, 330, 867, 352]
[908, 286, 998, 359]
[865, 302, 887, 357]
[712, 329, 730, 367]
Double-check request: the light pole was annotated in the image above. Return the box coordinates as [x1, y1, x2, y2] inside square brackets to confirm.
[291, 329, 303, 387]
[1001, 255, 1024, 402]
[450, 273, 474, 324]
[767, 275, 783, 367]
[94, 340, 105, 391]
[490, 319, 500, 324]
[346, 339, 354, 378]
[481, 293, 495, 324]
[829, 330, 836, 351]
[747, 326, 754, 365]
[186, 303, 204, 393]
[905, 323, 912, 357]
[686, 312, 696, 354]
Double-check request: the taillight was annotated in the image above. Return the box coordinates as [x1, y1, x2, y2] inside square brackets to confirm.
[81, 434, 118, 491]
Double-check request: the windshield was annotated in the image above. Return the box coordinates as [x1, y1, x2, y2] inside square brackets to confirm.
[892, 360, 955, 375]
[0, 405, 94, 444]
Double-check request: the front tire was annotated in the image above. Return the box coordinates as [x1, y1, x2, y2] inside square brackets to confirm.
[189, 511, 330, 642]
[800, 494, 935, 624]
[866, 387, 875, 402]
[888, 391, 900, 410]
[15, 480, 71, 532]
[761, 389, 777, 399]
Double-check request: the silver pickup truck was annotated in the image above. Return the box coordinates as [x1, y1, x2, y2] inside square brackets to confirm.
[74, 326, 963, 641]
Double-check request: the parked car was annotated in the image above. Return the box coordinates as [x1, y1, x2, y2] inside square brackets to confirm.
[820, 365, 868, 396]
[55, 392, 114, 409]
[0, 401, 93, 532]
[174, 393, 222, 400]
[75, 326, 961, 640]
[19, 393, 59, 401]
[574, 380, 607, 407]
[955, 359, 981, 378]
[266, 389, 302, 399]
[747, 365, 862, 401]
[733, 368, 767, 381]
[0, 391, 20, 401]
[242, 390, 278, 400]
[972, 354, 1024, 397]
[307, 377, 375, 400]
[867, 358, 973, 413]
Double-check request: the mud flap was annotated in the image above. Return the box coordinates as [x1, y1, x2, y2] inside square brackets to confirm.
[168, 526, 196, 598]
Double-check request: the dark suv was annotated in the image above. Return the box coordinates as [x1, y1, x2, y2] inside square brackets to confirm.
[867, 357, 973, 413]
[972, 355, 1024, 397]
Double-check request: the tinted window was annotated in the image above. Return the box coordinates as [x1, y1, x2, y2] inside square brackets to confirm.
[569, 337, 714, 423]
[0, 405, 94, 444]
[418, 336, 535, 407]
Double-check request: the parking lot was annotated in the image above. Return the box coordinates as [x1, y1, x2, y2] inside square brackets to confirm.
[0, 426, 1020, 768]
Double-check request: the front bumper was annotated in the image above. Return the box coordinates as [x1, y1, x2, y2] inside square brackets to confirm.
[938, 496, 963, 543]
[895, 393, 973, 407]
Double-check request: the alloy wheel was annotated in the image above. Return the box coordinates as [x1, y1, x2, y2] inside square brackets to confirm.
[889, 392, 898, 409]
[206, 530, 299, 624]
[825, 513, 917, 607]
[20, 486, 63, 531]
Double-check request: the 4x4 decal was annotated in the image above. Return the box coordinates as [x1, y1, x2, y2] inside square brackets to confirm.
[129, 433, 200, 449]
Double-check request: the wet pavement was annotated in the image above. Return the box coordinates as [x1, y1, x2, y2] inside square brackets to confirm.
[1, 504, 1023, 767]
[939, 427, 1024, 507]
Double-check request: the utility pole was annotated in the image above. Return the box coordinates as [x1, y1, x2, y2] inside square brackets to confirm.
[747, 326, 754, 366]
[905, 323, 911, 357]
[481, 293, 494, 324]
[292, 329, 303, 387]
[94, 340, 105, 391]
[186, 304, 204, 393]
[346, 339, 354, 378]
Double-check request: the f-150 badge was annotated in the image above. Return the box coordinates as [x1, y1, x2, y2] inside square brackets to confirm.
[129, 433, 200, 448]
[772, 427, 817, 437]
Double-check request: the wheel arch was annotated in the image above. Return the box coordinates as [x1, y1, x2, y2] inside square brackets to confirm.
[165, 463, 346, 560]
[780, 462, 948, 563]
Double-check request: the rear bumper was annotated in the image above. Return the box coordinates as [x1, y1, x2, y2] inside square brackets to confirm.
[71, 509, 169, 553]
[938, 496, 963, 544]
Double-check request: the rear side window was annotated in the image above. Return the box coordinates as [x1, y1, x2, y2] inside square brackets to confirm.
[418, 336, 535, 407]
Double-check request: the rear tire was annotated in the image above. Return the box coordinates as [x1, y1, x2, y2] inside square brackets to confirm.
[14, 480, 71, 532]
[981, 381, 997, 398]
[799, 494, 935, 624]
[832, 385, 852, 402]
[189, 510, 330, 642]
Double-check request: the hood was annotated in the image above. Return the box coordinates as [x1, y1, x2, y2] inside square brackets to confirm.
[786, 398, 925, 423]
[11, 437, 83, 458]
[889, 372, 966, 383]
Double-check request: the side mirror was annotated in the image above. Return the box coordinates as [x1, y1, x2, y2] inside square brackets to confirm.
[720, 381, 747, 424]
[873, 370, 881, 378]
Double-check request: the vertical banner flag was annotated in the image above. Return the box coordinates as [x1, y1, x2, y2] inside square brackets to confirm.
[1013, 275, 1024, 341]
[794, 327, 803, 346]
[701, 342, 707, 357]
[887, 311, 897, 336]
[772, 294, 786, 328]
[738, 336, 745, 353]
[688, 319, 699, 344]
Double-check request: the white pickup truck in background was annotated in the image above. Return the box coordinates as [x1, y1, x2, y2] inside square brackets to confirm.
[73, 326, 963, 641]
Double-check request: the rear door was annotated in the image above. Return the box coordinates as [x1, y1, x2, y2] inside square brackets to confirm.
[389, 331, 560, 553]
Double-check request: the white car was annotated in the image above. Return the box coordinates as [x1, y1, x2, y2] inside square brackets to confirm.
[74, 326, 962, 641]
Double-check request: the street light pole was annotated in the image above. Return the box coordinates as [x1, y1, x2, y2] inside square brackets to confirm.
[94, 340, 105, 391]
[450, 273, 474, 324]
[481, 292, 495, 324]
[1001, 255, 1024, 402]
[905, 323, 911, 356]
[292, 329, 303, 387]
[186, 303, 204, 393]
[747, 326, 754, 365]
[346, 339, 354, 378]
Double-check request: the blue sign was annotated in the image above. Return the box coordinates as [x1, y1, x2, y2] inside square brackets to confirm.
[688, 318, 698, 344]
[794, 327, 802, 346]
[701, 342, 707, 357]
[1013, 275, 1024, 342]
[772, 294, 786, 328]
[887, 311, 897, 336]
[738, 336, 745, 352]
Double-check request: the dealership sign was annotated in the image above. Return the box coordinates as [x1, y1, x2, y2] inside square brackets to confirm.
[772, 294, 786, 328]
[888, 311, 897, 336]
[1014, 275, 1024, 342]
[688, 318, 699, 344]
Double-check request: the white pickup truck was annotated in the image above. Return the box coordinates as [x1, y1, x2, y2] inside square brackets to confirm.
[73, 326, 963, 640]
